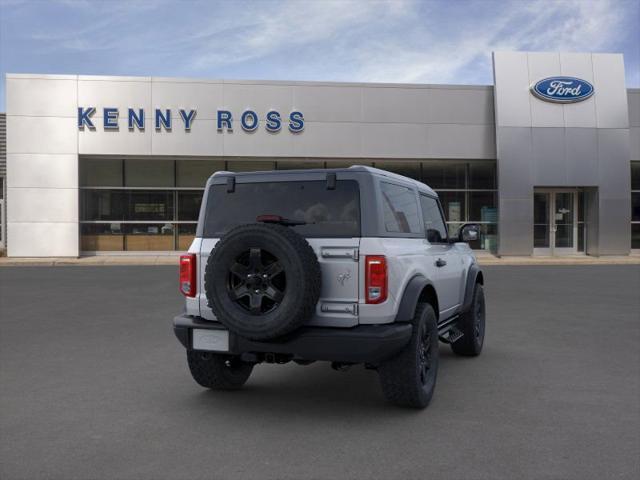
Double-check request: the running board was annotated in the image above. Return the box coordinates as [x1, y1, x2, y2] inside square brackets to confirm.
[437, 314, 462, 344]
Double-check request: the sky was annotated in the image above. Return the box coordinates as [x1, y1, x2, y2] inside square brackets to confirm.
[0, 0, 639, 111]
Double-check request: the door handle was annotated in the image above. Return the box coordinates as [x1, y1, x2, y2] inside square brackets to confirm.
[435, 258, 447, 268]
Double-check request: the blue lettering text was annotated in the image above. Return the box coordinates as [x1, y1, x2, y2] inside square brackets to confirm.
[241, 110, 259, 132]
[78, 107, 96, 129]
[217, 110, 233, 131]
[155, 109, 172, 130]
[179, 109, 197, 130]
[288, 111, 304, 133]
[103, 108, 119, 129]
[265, 110, 281, 132]
[128, 108, 145, 130]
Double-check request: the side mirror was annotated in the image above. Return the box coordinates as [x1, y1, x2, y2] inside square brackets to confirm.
[458, 223, 480, 243]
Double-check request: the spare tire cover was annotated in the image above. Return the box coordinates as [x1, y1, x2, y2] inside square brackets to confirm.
[204, 223, 321, 340]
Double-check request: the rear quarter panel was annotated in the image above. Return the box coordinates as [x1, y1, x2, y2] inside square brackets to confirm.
[358, 237, 433, 324]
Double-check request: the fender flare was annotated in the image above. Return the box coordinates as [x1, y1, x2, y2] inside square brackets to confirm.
[394, 275, 435, 323]
[461, 263, 483, 313]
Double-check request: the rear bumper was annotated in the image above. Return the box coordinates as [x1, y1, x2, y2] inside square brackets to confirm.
[173, 314, 412, 364]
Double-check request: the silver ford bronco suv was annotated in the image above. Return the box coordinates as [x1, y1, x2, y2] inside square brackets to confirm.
[173, 166, 485, 408]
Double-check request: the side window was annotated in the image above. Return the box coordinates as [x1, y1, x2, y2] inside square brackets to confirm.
[380, 182, 421, 234]
[420, 195, 448, 243]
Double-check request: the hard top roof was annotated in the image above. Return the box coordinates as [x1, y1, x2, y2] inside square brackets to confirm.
[210, 165, 437, 196]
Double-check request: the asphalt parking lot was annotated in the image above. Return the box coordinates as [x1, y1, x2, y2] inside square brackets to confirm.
[1, 265, 639, 480]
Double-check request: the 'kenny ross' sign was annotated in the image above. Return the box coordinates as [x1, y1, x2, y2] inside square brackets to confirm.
[77, 107, 304, 133]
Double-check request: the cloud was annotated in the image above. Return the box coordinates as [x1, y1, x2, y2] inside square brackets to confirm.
[0, 0, 638, 92]
[187, 0, 413, 70]
[349, 0, 634, 84]
[178, 0, 638, 86]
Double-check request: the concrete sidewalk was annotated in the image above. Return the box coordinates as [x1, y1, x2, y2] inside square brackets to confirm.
[1, 252, 639, 267]
[0, 254, 181, 266]
[475, 252, 640, 265]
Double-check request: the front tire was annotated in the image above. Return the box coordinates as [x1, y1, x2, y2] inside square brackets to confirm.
[378, 303, 439, 408]
[451, 283, 485, 356]
[187, 350, 253, 390]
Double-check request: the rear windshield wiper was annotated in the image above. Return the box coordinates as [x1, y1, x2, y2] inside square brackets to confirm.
[256, 215, 309, 226]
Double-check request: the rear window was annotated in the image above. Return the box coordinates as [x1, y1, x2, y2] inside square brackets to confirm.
[203, 180, 360, 237]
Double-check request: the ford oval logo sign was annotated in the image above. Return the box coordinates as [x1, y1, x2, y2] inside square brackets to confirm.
[531, 77, 594, 103]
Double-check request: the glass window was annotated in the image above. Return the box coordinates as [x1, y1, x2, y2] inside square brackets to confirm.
[632, 192, 640, 222]
[80, 158, 123, 187]
[533, 192, 550, 248]
[437, 191, 465, 223]
[204, 180, 360, 238]
[80, 223, 124, 251]
[578, 223, 585, 252]
[82, 190, 174, 221]
[128, 190, 174, 221]
[178, 224, 197, 251]
[422, 163, 465, 189]
[420, 195, 448, 243]
[374, 161, 420, 180]
[468, 162, 496, 189]
[125, 159, 174, 187]
[226, 160, 276, 172]
[632, 162, 640, 191]
[276, 160, 325, 170]
[122, 223, 175, 251]
[472, 223, 498, 251]
[469, 191, 497, 222]
[81, 190, 126, 221]
[380, 182, 421, 234]
[632, 224, 640, 249]
[178, 191, 203, 221]
[176, 160, 224, 187]
[453, 223, 498, 250]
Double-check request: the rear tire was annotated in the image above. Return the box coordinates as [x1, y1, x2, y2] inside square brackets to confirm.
[187, 350, 253, 390]
[378, 303, 439, 408]
[451, 283, 485, 356]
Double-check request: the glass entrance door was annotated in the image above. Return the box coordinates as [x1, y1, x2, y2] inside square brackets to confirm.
[533, 192, 551, 252]
[533, 189, 579, 255]
[553, 192, 576, 254]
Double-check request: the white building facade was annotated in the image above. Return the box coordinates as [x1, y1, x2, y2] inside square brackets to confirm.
[3, 51, 639, 257]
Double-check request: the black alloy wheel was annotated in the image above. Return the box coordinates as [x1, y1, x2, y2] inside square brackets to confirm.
[418, 327, 433, 386]
[227, 247, 286, 315]
[205, 223, 321, 340]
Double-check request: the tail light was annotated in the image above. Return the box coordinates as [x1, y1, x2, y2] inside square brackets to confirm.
[179, 254, 197, 297]
[365, 255, 387, 304]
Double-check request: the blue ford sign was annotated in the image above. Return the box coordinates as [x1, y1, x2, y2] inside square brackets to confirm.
[531, 77, 594, 103]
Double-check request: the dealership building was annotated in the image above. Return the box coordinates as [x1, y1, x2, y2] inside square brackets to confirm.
[1, 51, 639, 257]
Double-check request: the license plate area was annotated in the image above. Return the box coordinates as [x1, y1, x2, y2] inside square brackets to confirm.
[192, 329, 229, 352]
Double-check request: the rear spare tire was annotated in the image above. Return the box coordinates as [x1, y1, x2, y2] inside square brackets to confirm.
[204, 223, 321, 340]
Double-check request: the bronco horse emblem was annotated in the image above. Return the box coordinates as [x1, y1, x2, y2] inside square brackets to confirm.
[337, 270, 352, 286]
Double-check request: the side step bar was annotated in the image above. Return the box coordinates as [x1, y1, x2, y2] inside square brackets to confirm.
[437, 314, 462, 344]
